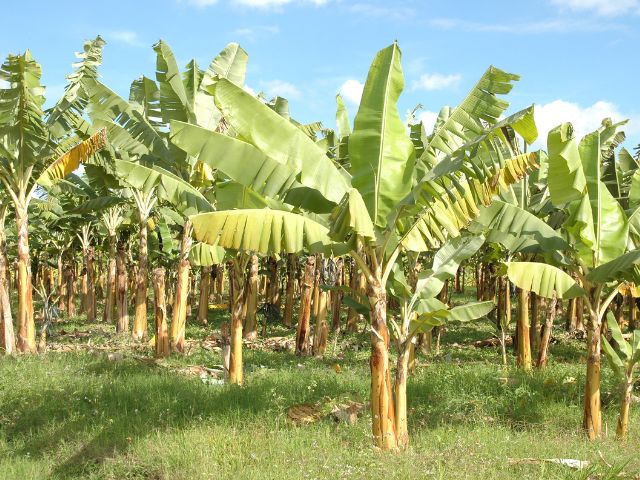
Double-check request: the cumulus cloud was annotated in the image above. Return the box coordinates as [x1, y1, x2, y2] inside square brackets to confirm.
[187, 0, 218, 5]
[533, 99, 639, 147]
[412, 73, 461, 91]
[233, 0, 328, 7]
[108, 31, 144, 47]
[339, 79, 364, 105]
[549, 0, 640, 16]
[418, 110, 438, 133]
[261, 80, 301, 99]
[231, 25, 279, 40]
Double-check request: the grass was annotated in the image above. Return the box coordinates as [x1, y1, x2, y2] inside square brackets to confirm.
[0, 297, 638, 479]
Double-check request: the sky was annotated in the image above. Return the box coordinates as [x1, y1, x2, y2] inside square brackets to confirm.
[1, 0, 639, 149]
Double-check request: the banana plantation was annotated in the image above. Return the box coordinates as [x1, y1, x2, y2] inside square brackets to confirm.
[1, 36, 639, 479]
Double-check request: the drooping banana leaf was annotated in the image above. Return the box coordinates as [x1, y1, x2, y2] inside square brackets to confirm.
[475, 200, 568, 252]
[36, 129, 107, 188]
[504, 261, 584, 299]
[190, 209, 337, 255]
[113, 160, 212, 217]
[210, 78, 351, 204]
[419, 66, 522, 172]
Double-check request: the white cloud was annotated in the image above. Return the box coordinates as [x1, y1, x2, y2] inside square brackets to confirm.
[418, 111, 438, 134]
[349, 3, 414, 19]
[231, 25, 279, 40]
[412, 73, 461, 91]
[108, 31, 144, 47]
[549, 0, 640, 16]
[233, 0, 328, 7]
[533, 99, 639, 147]
[187, 0, 218, 5]
[339, 79, 364, 105]
[261, 80, 300, 99]
[244, 85, 257, 96]
[429, 17, 622, 33]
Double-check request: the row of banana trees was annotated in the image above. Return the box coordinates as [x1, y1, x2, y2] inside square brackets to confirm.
[1, 36, 639, 449]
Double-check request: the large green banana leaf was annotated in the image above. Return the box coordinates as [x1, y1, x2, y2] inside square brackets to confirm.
[0, 51, 48, 171]
[113, 160, 212, 216]
[586, 249, 640, 283]
[547, 123, 586, 205]
[153, 40, 193, 124]
[349, 42, 415, 228]
[549, 123, 628, 266]
[190, 209, 335, 255]
[189, 242, 225, 267]
[195, 43, 248, 129]
[85, 79, 171, 161]
[328, 188, 377, 244]
[475, 200, 568, 252]
[170, 120, 334, 213]
[448, 301, 494, 322]
[335, 94, 350, 138]
[504, 261, 584, 299]
[46, 36, 105, 137]
[210, 78, 350, 204]
[399, 152, 539, 251]
[419, 66, 523, 172]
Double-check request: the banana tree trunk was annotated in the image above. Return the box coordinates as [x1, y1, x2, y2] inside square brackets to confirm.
[331, 258, 344, 332]
[243, 255, 259, 340]
[0, 236, 14, 354]
[583, 300, 602, 439]
[85, 247, 96, 322]
[295, 255, 315, 355]
[170, 220, 193, 352]
[132, 221, 149, 340]
[283, 253, 297, 328]
[103, 235, 117, 324]
[368, 279, 397, 450]
[394, 341, 411, 449]
[536, 295, 557, 369]
[616, 378, 634, 440]
[65, 262, 76, 317]
[229, 255, 247, 384]
[57, 254, 65, 313]
[115, 243, 128, 333]
[312, 259, 328, 357]
[15, 205, 35, 352]
[197, 266, 211, 326]
[215, 264, 225, 302]
[529, 292, 540, 359]
[153, 267, 170, 358]
[267, 257, 280, 310]
[516, 287, 531, 370]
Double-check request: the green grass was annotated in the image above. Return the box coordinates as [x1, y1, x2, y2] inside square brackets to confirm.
[0, 300, 638, 479]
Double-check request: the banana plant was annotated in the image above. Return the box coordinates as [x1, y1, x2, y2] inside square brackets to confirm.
[85, 40, 247, 351]
[501, 120, 640, 439]
[601, 312, 640, 440]
[172, 42, 540, 449]
[387, 235, 493, 445]
[0, 48, 107, 352]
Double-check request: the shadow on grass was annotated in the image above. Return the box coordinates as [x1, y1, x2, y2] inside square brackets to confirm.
[2, 354, 365, 478]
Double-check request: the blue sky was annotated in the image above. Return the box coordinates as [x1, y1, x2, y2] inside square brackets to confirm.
[1, 0, 639, 148]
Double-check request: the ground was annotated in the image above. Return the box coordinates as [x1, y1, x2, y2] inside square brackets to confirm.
[0, 297, 638, 479]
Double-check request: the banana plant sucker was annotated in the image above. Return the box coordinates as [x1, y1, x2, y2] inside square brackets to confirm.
[0, 204, 15, 354]
[386, 235, 492, 448]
